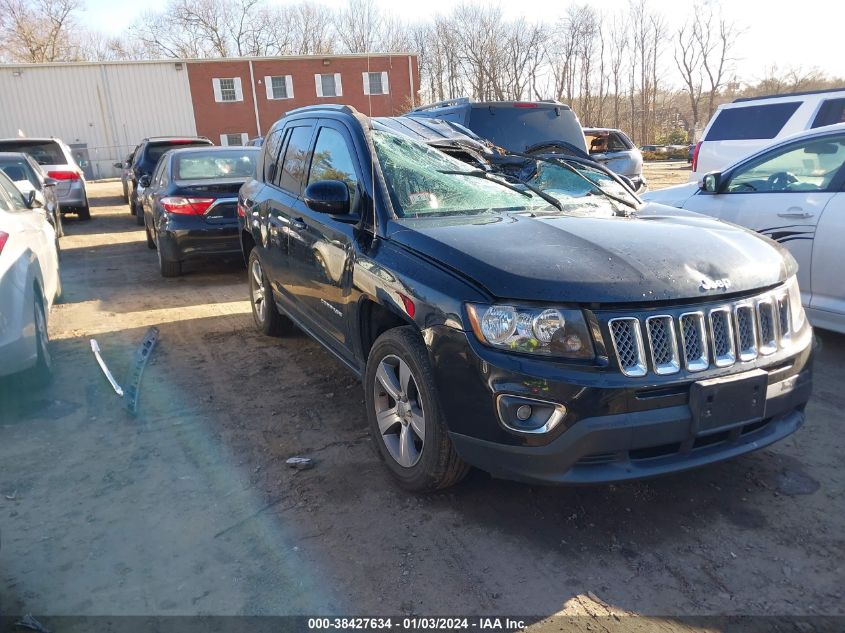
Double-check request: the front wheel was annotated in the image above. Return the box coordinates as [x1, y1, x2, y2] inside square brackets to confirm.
[364, 327, 469, 492]
[23, 293, 52, 388]
[248, 249, 292, 336]
[145, 219, 155, 250]
[134, 204, 144, 226]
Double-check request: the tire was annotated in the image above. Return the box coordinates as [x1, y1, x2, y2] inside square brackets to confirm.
[157, 241, 181, 277]
[122, 183, 129, 204]
[22, 293, 53, 388]
[248, 249, 292, 336]
[145, 219, 155, 250]
[54, 208, 64, 238]
[134, 204, 144, 226]
[78, 205, 91, 221]
[364, 326, 469, 492]
[129, 190, 136, 215]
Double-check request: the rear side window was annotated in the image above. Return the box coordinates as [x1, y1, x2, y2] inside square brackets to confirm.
[705, 102, 801, 141]
[0, 140, 64, 165]
[278, 126, 313, 194]
[468, 106, 587, 153]
[262, 128, 286, 182]
[812, 98, 845, 128]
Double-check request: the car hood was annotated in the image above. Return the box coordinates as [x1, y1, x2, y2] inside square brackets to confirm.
[387, 203, 796, 304]
[640, 182, 699, 208]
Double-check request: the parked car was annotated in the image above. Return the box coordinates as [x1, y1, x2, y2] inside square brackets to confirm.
[0, 169, 60, 385]
[583, 128, 646, 191]
[141, 145, 259, 277]
[246, 137, 264, 147]
[644, 123, 845, 335]
[409, 98, 589, 157]
[640, 144, 668, 153]
[115, 146, 139, 203]
[691, 87, 845, 181]
[0, 137, 89, 220]
[238, 104, 812, 492]
[128, 136, 213, 226]
[0, 152, 62, 238]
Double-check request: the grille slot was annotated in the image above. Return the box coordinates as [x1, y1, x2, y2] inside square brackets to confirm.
[709, 308, 736, 367]
[645, 315, 680, 375]
[757, 300, 777, 355]
[679, 312, 709, 372]
[735, 305, 758, 361]
[776, 293, 791, 341]
[609, 318, 646, 377]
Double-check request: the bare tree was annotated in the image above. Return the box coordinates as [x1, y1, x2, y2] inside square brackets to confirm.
[675, 16, 704, 139]
[334, 0, 381, 54]
[693, 1, 741, 120]
[0, 0, 84, 62]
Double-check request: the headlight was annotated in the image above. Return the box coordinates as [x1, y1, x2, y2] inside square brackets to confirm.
[786, 276, 807, 331]
[466, 303, 594, 359]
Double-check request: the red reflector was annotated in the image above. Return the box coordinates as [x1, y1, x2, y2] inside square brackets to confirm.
[47, 170, 80, 180]
[161, 196, 215, 215]
[237, 202, 246, 218]
[691, 141, 702, 172]
[399, 293, 415, 318]
[0, 231, 8, 254]
[513, 103, 538, 108]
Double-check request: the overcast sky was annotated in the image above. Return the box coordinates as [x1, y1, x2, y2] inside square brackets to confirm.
[81, 0, 845, 84]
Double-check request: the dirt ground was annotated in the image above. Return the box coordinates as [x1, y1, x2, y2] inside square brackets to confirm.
[0, 180, 843, 629]
[642, 160, 693, 190]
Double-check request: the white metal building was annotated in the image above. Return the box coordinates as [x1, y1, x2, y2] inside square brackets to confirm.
[0, 60, 198, 179]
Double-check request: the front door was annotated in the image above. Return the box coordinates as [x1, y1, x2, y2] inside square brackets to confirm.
[286, 120, 362, 356]
[809, 191, 845, 328]
[683, 132, 845, 305]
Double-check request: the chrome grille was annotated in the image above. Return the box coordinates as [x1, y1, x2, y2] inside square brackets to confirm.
[735, 305, 758, 361]
[606, 287, 795, 377]
[709, 308, 735, 367]
[608, 318, 646, 377]
[646, 316, 679, 375]
[680, 312, 708, 372]
[757, 300, 777, 355]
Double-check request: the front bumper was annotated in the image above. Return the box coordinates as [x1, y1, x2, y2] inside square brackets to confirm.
[429, 326, 813, 485]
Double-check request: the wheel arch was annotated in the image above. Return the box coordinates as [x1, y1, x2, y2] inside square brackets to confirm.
[357, 296, 417, 362]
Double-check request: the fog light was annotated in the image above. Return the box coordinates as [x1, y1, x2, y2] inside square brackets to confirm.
[516, 405, 532, 420]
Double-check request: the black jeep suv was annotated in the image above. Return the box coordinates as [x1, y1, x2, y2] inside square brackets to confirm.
[238, 105, 813, 492]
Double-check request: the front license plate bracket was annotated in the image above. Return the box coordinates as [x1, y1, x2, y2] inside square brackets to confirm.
[689, 369, 768, 435]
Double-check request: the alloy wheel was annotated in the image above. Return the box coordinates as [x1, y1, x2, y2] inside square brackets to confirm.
[373, 354, 425, 467]
[34, 298, 52, 371]
[250, 258, 266, 324]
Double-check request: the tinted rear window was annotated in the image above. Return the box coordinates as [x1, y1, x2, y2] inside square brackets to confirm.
[467, 106, 587, 153]
[0, 158, 39, 187]
[145, 141, 211, 165]
[705, 102, 801, 141]
[0, 140, 64, 165]
[173, 149, 257, 180]
[811, 98, 845, 128]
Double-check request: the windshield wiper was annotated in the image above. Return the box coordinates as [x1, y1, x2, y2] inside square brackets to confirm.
[508, 151, 639, 211]
[437, 168, 563, 212]
[437, 169, 531, 198]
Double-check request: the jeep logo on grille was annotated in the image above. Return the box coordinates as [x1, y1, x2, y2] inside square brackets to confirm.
[700, 276, 731, 292]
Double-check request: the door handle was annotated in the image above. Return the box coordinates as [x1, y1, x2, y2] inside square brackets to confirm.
[291, 217, 307, 230]
[777, 211, 814, 219]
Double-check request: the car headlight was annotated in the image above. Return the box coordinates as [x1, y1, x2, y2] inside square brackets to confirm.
[786, 276, 807, 331]
[466, 303, 594, 359]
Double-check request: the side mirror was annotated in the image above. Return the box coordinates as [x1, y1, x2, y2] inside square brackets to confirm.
[26, 189, 43, 209]
[303, 180, 350, 215]
[113, 162, 123, 169]
[618, 175, 635, 191]
[699, 172, 722, 193]
[138, 175, 151, 188]
[43, 177, 57, 187]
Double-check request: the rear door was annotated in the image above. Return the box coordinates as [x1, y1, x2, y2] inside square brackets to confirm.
[808, 187, 845, 329]
[684, 132, 845, 304]
[285, 119, 362, 355]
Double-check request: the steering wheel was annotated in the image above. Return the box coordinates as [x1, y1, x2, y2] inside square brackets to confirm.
[767, 171, 798, 191]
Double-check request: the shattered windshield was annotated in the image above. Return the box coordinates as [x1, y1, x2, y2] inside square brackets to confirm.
[527, 160, 639, 210]
[372, 130, 551, 218]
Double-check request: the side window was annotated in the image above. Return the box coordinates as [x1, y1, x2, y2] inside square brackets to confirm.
[0, 173, 27, 211]
[812, 98, 845, 128]
[726, 134, 845, 193]
[705, 102, 801, 141]
[151, 160, 166, 187]
[278, 126, 313, 195]
[608, 133, 629, 152]
[263, 128, 286, 183]
[307, 127, 360, 204]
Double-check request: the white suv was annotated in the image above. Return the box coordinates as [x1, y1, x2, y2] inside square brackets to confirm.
[691, 88, 845, 181]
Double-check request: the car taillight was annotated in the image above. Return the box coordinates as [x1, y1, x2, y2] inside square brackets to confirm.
[237, 202, 246, 218]
[47, 170, 80, 180]
[691, 141, 702, 172]
[161, 197, 215, 215]
[0, 231, 8, 254]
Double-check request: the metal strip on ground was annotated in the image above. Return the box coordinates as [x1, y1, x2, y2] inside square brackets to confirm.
[123, 326, 159, 415]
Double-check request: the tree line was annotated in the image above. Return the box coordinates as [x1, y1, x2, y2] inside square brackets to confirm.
[1, 0, 841, 144]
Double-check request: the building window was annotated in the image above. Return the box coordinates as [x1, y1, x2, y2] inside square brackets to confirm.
[315, 73, 342, 98]
[220, 133, 248, 146]
[363, 72, 389, 96]
[213, 77, 243, 103]
[265, 75, 294, 100]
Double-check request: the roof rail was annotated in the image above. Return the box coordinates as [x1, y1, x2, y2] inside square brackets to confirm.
[732, 86, 845, 103]
[285, 104, 360, 116]
[411, 97, 471, 112]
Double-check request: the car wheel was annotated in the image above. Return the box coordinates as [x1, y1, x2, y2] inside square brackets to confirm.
[364, 326, 469, 492]
[78, 205, 91, 221]
[248, 249, 292, 336]
[157, 241, 181, 277]
[145, 219, 155, 250]
[129, 190, 136, 215]
[54, 209, 64, 238]
[122, 184, 129, 203]
[135, 204, 144, 226]
[23, 293, 53, 388]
